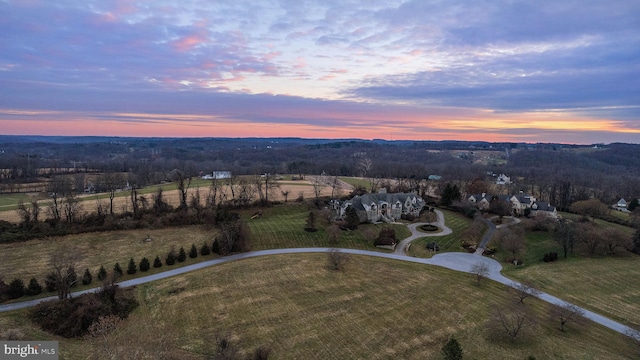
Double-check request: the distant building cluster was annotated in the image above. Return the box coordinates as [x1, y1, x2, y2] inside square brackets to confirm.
[468, 192, 557, 218]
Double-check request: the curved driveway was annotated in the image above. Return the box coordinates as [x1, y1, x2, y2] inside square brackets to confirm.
[1, 214, 637, 340]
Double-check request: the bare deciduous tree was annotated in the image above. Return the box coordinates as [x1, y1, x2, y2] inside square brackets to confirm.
[49, 249, 80, 300]
[548, 302, 585, 332]
[327, 224, 341, 245]
[327, 248, 348, 271]
[509, 281, 541, 304]
[487, 301, 534, 342]
[471, 262, 490, 285]
[498, 227, 526, 261]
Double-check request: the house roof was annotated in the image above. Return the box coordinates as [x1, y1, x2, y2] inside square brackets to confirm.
[533, 201, 556, 212]
[345, 192, 422, 211]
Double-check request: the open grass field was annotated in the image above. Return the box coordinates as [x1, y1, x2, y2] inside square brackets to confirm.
[2, 254, 636, 359]
[0, 203, 409, 298]
[504, 255, 640, 329]
[407, 210, 476, 258]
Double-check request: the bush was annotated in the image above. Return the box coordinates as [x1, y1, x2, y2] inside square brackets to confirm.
[153, 256, 163, 268]
[200, 242, 211, 256]
[542, 252, 559, 262]
[7, 278, 25, 299]
[31, 286, 138, 338]
[177, 247, 187, 262]
[126, 258, 137, 275]
[81, 269, 92, 285]
[139, 257, 150, 272]
[373, 227, 396, 246]
[97, 266, 107, 281]
[189, 244, 198, 259]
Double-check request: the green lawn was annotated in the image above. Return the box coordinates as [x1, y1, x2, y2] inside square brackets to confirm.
[408, 210, 476, 258]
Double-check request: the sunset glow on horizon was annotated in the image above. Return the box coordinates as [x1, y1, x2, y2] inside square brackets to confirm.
[1, 1, 639, 144]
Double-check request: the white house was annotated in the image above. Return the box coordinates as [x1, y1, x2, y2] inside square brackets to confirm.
[202, 171, 232, 180]
[496, 174, 512, 185]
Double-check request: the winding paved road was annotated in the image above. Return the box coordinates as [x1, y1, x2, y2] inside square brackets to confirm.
[1, 212, 637, 341]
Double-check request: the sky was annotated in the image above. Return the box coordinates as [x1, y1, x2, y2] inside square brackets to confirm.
[1, 0, 639, 144]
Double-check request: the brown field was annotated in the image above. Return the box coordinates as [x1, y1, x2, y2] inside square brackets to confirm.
[0, 178, 353, 223]
[1, 254, 636, 359]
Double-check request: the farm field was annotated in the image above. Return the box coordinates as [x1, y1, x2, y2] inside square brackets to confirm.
[0, 203, 408, 297]
[504, 255, 640, 329]
[1, 254, 635, 359]
[0, 177, 355, 223]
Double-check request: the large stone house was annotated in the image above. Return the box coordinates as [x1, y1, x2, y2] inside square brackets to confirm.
[468, 192, 557, 218]
[332, 192, 425, 223]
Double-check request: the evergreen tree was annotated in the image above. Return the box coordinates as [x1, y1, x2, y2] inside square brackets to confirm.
[304, 211, 317, 232]
[153, 255, 163, 268]
[632, 228, 640, 254]
[139, 257, 150, 272]
[45, 272, 57, 292]
[97, 265, 107, 281]
[177, 246, 187, 262]
[212, 238, 221, 255]
[441, 336, 463, 360]
[345, 206, 360, 230]
[7, 278, 25, 299]
[127, 258, 137, 275]
[200, 242, 211, 256]
[25, 277, 42, 296]
[441, 183, 462, 206]
[66, 266, 78, 288]
[81, 268, 92, 285]
[628, 198, 639, 212]
[113, 262, 123, 277]
[189, 244, 198, 259]
[166, 248, 177, 265]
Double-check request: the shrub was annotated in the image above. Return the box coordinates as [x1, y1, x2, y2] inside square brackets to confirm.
[139, 257, 150, 272]
[189, 244, 198, 259]
[177, 247, 187, 262]
[126, 258, 137, 275]
[200, 242, 211, 256]
[7, 278, 25, 299]
[31, 286, 138, 338]
[374, 227, 396, 246]
[542, 252, 559, 262]
[153, 256, 163, 268]
[25, 278, 43, 296]
[97, 266, 107, 281]
[81, 269, 92, 285]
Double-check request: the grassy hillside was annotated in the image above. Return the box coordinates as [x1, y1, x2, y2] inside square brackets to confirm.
[2, 254, 635, 359]
[0, 203, 409, 293]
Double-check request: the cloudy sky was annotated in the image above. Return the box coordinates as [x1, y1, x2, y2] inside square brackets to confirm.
[1, 0, 639, 143]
